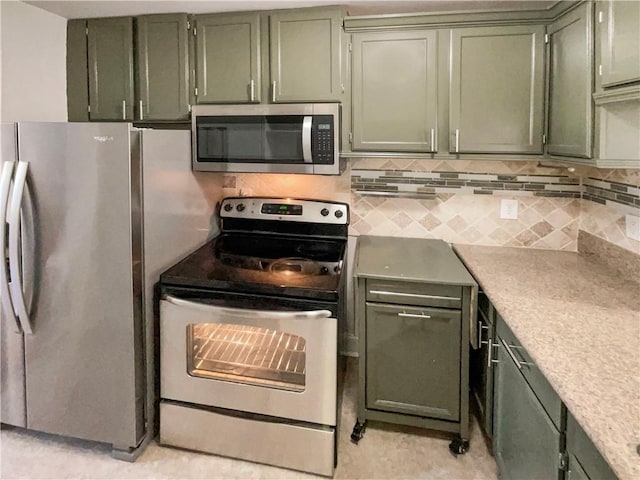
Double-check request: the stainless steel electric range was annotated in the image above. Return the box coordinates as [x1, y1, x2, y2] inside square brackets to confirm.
[158, 197, 349, 477]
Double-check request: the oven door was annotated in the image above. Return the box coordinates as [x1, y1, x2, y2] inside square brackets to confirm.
[160, 294, 337, 426]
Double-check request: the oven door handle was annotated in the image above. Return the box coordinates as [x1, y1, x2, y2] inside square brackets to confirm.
[162, 294, 332, 320]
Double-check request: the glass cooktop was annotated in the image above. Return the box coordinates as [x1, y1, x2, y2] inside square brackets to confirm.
[160, 233, 347, 301]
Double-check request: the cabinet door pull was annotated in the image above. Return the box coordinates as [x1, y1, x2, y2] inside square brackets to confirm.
[139, 100, 143, 120]
[249, 80, 255, 101]
[500, 339, 534, 370]
[430, 128, 436, 152]
[454, 129, 460, 153]
[271, 81, 277, 103]
[398, 312, 431, 319]
[122, 100, 126, 120]
[478, 322, 489, 346]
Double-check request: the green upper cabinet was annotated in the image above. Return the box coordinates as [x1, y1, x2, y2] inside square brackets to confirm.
[67, 19, 89, 122]
[449, 25, 545, 154]
[269, 8, 342, 102]
[598, 0, 640, 88]
[546, 3, 594, 158]
[136, 14, 190, 120]
[195, 13, 261, 103]
[87, 17, 134, 121]
[352, 30, 437, 152]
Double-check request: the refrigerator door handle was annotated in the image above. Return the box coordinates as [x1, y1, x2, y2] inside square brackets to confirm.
[8, 161, 32, 334]
[0, 161, 21, 332]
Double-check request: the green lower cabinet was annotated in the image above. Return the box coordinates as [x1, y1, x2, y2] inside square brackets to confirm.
[449, 25, 545, 154]
[546, 2, 594, 158]
[493, 334, 562, 480]
[352, 30, 438, 152]
[566, 412, 618, 479]
[365, 303, 461, 421]
[567, 453, 590, 480]
[87, 17, 134, 121]
[136, 14, 190, 120]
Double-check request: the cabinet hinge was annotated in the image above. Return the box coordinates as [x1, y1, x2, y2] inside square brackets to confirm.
[193, 26, 197, 36]
[348, 132, 353, 144]
[341, 83, 345, 94]
[188, 104, 192, 112]
[348, 43, 353, 52]
[542, 134, 547, 145]
[194, 87, 198, 97]
[87, 105, 91, 113]
[187, 20, 191, 30]
[559, 452, 569, 472]
[598, 11, 604, 23]
[599, 64, 603, 76]
[544, 33, 549, 44]
[85, 26, 88, 36]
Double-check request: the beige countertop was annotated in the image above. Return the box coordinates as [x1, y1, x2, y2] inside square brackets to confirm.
[453, 244, 640, 480]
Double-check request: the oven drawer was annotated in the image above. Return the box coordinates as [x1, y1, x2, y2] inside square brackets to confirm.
[160, 295, 337, 426]
[366, 279, 462, 309]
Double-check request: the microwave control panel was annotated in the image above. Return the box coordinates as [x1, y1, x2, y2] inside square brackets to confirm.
[312, 116, 334, 164]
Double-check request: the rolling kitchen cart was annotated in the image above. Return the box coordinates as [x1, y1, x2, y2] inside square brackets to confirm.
[351, 236, 477, 455]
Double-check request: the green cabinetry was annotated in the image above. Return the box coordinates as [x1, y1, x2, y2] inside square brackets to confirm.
[67, 19, 89, 122]
[450, 25, 545, 154]
[546, 2, 594, 158]
[195, 13, 260, 103]
[598, 0, 640, 88]
[87, 17, 135, 121]
[351, 30, 437, 152]
[566, 412, 618, 480]
[136, 14, 190, 120]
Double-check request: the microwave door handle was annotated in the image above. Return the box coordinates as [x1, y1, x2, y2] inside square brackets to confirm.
[302, 116, 313, 163]
[8, 161, 32, 334]
[162, 294, 332, 320]
[0, 161, 20, 332]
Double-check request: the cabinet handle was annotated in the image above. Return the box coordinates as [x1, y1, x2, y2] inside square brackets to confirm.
[430, 128, 435, 152]
[122, 100, 126, 120]
[139, 100, 143, 120]
[271, 81, 276, 103]
[488, 339, 500, 367]
[478, 321, 489, 346]
[454, 129, 460, 153]
[500, 339, 534, 370]
[398, 312, 431, 319]
[249, 80, 255, 101]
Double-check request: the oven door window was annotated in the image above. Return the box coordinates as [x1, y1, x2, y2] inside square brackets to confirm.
[187, 323, 306, 392]
[196, 115, 305, 164]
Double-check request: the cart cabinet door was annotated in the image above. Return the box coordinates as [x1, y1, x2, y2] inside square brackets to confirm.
[365, 303, 461, 421]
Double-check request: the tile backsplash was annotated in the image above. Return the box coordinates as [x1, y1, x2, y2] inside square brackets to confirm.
[224, 159, 640, 254]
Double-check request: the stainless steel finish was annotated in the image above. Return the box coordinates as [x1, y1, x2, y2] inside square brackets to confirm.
[17, 122, 143, 450]
[7, 161, 32, 334]
[397, 312, 431, 319]
[0, 161, 18, 332]
[478, 323, 489, 346]
[122, 100, 126, 120]
[430, 128, 435, 151]
[490, 339, 500, 365]
[369, 290, 461, 302]
[160, 296, 338, 425]
[191, 103, 341, 175]
[271, 81, 276, 102]
[160, 402, 335, 476]
[302, 116, 313, 163]
[455, 128, 460, 153]
[500, 338, 534, 369]
[249, 79, 255, 101]
[139, 100, 143, 120]
[141, 129, 224, 443]
[219, 197, 348, 225]
[164, 294, 331, 320]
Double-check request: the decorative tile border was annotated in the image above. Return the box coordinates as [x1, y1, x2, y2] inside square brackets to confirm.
[583, 177, 640, 211]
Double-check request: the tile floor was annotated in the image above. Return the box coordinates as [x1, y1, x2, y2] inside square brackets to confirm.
[1, 358, 497, 479]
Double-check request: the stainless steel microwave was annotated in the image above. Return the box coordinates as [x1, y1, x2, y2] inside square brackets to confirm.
[192, 104, 342, 175]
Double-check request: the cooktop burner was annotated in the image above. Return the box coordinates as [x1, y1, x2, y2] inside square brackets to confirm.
[160, 233, 346, 301]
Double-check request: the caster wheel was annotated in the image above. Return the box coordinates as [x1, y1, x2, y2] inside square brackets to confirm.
[449, 436, 469, 456]
[350, 421, 367, 444]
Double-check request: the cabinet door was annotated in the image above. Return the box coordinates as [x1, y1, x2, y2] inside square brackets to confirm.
[195, 13, 260, 103]
[365, 303, 461, 422]
[599, 0, 640, 88]
[269, 9, 341, 102]
[136, 14, 190, 120]
[567, 454, 590, 480]
[547, 3, 593, 158]
[352, 30, 437, 152]
[493, 337, 562, 480]
[450, 25, 545, 154]
[87, 17, 134, 121]
[67, 19, 89, 122]
[470, 294, 495, 437]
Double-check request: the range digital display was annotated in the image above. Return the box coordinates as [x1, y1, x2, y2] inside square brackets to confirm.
[261, 203, 303, 215]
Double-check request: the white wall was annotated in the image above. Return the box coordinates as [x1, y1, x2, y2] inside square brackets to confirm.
[0, 0, 67, 122]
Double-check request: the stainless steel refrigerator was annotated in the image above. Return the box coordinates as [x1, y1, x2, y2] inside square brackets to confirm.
[0, 122, 221, 459]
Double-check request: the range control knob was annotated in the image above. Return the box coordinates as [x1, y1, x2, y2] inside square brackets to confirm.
[236, 203, 246, 212]
[334, 210, 344, 218]
[320, 208, 330, 217]
[223, 203, 233, 212]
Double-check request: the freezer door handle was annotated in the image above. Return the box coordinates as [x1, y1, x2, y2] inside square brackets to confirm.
[8, 161, 32, 334]
[0, 161, 20, 332]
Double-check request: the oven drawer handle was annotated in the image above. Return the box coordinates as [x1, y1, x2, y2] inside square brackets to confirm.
[162, 294, 333, 320]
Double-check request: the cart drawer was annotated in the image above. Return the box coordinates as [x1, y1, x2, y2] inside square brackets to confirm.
[366, 280, 462, 309]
